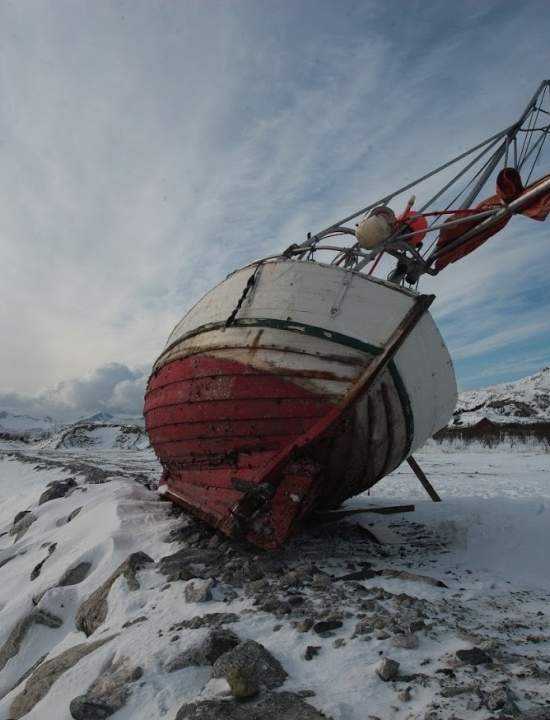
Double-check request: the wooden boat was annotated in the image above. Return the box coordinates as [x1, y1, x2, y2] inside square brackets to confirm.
[144, 81, 550, 549]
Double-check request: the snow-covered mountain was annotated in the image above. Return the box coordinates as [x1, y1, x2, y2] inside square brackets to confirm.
[0, 411, 59, 437]
[451, 367, 550, 427]
[41, 422, 149, 450]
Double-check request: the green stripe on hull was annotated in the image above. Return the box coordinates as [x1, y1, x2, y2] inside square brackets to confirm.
[156, 316, 414, 453]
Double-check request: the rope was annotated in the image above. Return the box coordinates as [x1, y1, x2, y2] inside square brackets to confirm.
[225, 263, 264, 327]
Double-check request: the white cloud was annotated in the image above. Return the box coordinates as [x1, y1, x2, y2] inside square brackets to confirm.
[0, 364, 147, 420]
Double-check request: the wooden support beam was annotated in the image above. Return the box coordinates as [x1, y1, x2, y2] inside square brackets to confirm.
[406, 455, 441, 502]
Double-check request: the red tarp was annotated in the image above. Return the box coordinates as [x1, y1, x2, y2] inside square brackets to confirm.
[435, 169, 550, 271]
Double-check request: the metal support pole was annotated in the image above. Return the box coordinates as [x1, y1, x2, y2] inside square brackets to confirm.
[406, 456, 441, 502]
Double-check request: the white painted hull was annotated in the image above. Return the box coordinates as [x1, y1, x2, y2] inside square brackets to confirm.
[159, 258, 457, 454]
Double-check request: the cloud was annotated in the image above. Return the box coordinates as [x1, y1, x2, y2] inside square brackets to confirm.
[0, 363, 147, 420]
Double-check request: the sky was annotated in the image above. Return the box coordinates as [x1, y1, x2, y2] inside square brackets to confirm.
[1, 0, 550, 419]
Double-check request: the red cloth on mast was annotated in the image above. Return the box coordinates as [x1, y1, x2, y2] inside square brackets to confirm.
[435, 168, 550, 271]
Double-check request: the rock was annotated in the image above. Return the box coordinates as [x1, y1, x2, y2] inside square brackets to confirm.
[10, 511, 37, 541]
[158, 548, 221, 582]
[304, 646, 321, 661]
[483, 685, 519, 714]
[68, 506, 83, 522]
[69, 655, 142, 720]
[76, 552, 153, 636]
[456, 647, 492, 665]
[311, 574, 331, 590]
[225, 666, 259, 699]
[165, 629, 240, 672]
[13, 510, 32, 526]
[173, 613, 239, 630]
[0, 609, 63, 672]
[380, 569, 448, 588]
[336, 568, 377, 581]
[354, 618, 372, 636]
[376, 657, 400, 681]
[185, 578, 214, 603]
[398, 688, 412, 702]
[38, 478, 78, 505]
[121, 615, 147, 629]
[175, 691, 328, 719]
[212, 640, 287, 691]
[392, 634, 418, 649]
[375, 630, 390, 640]
[10, 636, 115, 718]
[30, 543, 57, 581]
[295, 618, 314, 633]
[312, 620, 342, 635]
[59, 561, 93, 586]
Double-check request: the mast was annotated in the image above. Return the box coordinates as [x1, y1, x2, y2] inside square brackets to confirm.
[292, 80, 550, 281]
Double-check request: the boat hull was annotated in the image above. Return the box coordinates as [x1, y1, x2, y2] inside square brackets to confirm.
[144, 259, 457, 548]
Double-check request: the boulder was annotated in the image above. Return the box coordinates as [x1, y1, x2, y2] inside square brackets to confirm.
[76, 552, 153, 636]
[59, 561, 93, 587]
[456, 647, 492, 665]
[175, 692, 328, 720]
[9, 636, 115, 719]
[211, 640, 287, 692]
[185, 579, 214, 603]
[69, 656, 142, 720]
[158, 548, 221, 582]
[0, 609, 63, 672]
[10, 512, 37, 541]
[38, 478, 78, 505]
[376, 657, 400, 681]
[165, 629, 240, 672]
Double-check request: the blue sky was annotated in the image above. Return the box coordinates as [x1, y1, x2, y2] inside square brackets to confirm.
[1, 0, 550, 418]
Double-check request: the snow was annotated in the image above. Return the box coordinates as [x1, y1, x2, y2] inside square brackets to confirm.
[1, 440, 550, 719]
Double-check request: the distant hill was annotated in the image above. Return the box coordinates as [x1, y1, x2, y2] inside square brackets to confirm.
[435, 367, 550, 448]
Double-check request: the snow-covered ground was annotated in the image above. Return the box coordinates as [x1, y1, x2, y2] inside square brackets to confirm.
[1, 442, 549, 720]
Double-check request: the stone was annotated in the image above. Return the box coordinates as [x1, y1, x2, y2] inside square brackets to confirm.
[173, 613, 239, 630]
[212, 640, 287, 691]
[381, 569, 448, 588]
[69, 655, 142, 720]
[10, 636, 115, 719]
[185, 578, 214, 603]
[398, 688, 412, 702]
[225, 666, 259, 699]
[59, 561, 93, 587]
[165, 629, 240, 672]
[0, 609, 63, 672]
[158, 548, 221, 582]
[456, 647, 492, 665]
[392, 634, 418, 649]
[336, 568, 377, 581]
[376, 657, 400, 681]
[312, 620, 342, 635]
[68, 507, 83, 522]
[10, 511, 37, 541]
[30, 543, 57, 581]
[375, 630, 390, 640]
[304, 646, 321, 661]
[483, 685, 519, 714]
[295, 618, 314, 633]
[175, 691, 328, 720]
[76, 552, 153, 636]
[311, 574, 331, 590]
[38, 478, 78, 505]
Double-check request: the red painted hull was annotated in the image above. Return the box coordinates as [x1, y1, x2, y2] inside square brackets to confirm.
[144, 354, 336, 548]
